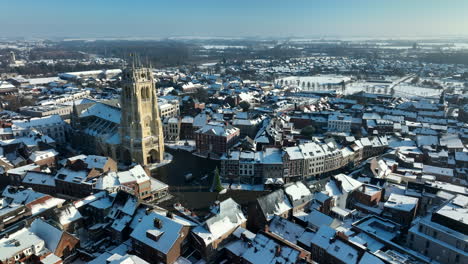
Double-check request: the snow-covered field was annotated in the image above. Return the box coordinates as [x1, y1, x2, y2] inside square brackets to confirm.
[278, 75, 351, 85]
[202, 45, 246, 50]
[345, 82, 443, 98]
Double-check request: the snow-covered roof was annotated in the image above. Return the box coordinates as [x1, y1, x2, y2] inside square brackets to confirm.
[55, 167, 88, 183]
[80, 102, 121, 124]
[260, 148, 282, 164]
[0, 227, 44, 260]
[95, 172, 120, 190]
[440, 133, 464, 149]
[130, 212, 184, 254]
[30, 218, 63, 253]
[106, 254, 149, 264]
[29, 197, 65, 215]
[2, 186, 46, 205]
[12, 115, 64, 130]
[354, 216, 399, 241]
[6, 163, 40, 176]
[296, 209, 339, 229]
[435, 194, 468, 226]
[334, 173, 363, 192]
[326, 239, 359, 264]
[384, 193, 418, 212]
[118, 165, 150, 184]
[193, 198, 246, 245]
[239, 233, 301, 264]
[74, 191, 107, 208]
[310, 225, 336, 249]
[257, 189, 292, 221]
[29, 149, 58, 162]
[359, 252, 385, 264]
[196, 123, 239, 137]
[268, 215, 305, 244]
[58, 205, 82, 225]
[27, 77, 61, 85]
[284, 146, 304, 160]
[422, 164, 454, 177]
[284, 181, 312, 207]
[41, 253, 62, 264]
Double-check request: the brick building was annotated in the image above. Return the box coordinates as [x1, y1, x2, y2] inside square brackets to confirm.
[195, 123, 240, 156]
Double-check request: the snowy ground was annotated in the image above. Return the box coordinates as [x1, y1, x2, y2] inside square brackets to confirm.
[222, 183, 265, 191]
[165, 140, 196, 152]
[148, 152, 173, 170]
[345, 82, 443, 98]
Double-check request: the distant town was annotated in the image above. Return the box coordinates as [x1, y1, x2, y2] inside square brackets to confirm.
[0, 37, 467, 264]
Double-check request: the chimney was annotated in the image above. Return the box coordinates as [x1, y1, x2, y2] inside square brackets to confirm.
[154, 218, 163, 229]
[166, 211, 173, 219]
[275, 245, 281, 257]
[336, 231, 349, 240]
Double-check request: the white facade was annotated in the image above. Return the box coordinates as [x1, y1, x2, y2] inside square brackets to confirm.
[163, 117, 180, 142]
[11, 115, 67, 143]
[158, 100, 180, 119]
[327, 114, 352, 132]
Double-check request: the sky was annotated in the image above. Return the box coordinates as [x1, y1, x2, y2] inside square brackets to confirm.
[1, 0, 467, 39]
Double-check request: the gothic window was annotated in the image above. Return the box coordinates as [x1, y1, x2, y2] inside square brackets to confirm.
[140, 87, 146, 99]
[141, 86, 150, 100]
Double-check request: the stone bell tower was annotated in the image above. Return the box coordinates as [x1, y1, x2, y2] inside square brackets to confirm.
[119, 64, 164, 165]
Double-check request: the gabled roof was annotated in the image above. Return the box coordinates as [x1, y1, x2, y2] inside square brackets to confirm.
[257, 189, 292, 221]
[30, 218, 64, 253]
[130, 212, 184, 254]
[284, 181, 312, 207]
[193, 198, 246, 245]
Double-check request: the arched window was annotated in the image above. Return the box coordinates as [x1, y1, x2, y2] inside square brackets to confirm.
[141, 87, 147, 99]
[146, 87, 151, 98]
[141, 86, 150, 100]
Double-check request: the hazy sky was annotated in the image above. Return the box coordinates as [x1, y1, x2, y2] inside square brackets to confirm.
[1, 0, 467, 39]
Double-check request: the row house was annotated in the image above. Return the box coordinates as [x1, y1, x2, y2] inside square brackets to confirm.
[195, 122, 240, 156]
[221, 139, 363, 184]
[162, 117, 180, 142]
[11, 115, 68, 144]
[407, 194, 468, 264]
[192, 198, 247, 261]
[221, 148, 284, 185]
[130, 211, 192, 264]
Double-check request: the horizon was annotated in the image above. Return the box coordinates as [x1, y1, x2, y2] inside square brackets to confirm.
[1, 0, 468, 40]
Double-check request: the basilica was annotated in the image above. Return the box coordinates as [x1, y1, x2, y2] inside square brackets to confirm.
[71, 65, 165, 166]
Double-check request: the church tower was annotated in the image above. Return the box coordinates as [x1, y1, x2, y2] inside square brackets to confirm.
[119, 65, 164, 165]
